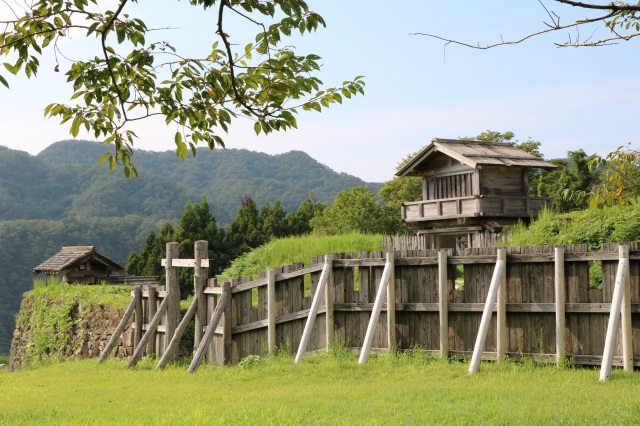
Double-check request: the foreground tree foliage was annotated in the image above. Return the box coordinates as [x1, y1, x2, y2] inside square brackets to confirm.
[0, 0, 364, 176]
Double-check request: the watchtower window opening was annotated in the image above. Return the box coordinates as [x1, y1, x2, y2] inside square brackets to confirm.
[426, 172, 474, 200]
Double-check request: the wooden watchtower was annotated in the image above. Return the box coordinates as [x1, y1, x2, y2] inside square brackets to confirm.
[396, 138, 556, 249]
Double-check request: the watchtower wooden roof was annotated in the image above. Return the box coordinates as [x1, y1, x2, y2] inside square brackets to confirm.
[33, 246, 124, 276]
[396, 138, 556, 177]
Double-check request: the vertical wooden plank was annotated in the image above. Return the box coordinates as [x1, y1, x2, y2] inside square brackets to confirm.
[324, 255, 335, 351]
[496, 249, 507, 362]
[194, 240, 208, 351]
[555, 246, 566, 365]
[133, 286, 143, 349]
[387, 252, 396, 352]
[165, 242, 180, 353]
[268, 268, 276, 356]
[146, 286, 157, 356]
[620, 245, 633, 371]
[438, 250, 448, 358]
[222, 281, 233, 364]
[509, 246, 524, 353]
[205, 279, 215, 363]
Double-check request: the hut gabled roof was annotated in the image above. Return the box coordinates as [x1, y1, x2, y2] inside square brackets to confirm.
[33, 246, 124, 276]
[396, 138, 557, 177]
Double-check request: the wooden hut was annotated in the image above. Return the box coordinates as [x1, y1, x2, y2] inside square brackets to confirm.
[33, 246, 125, 284]
[396, 138, 556, 248]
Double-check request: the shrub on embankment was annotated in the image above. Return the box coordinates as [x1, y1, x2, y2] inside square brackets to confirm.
[220, 232, 384, 279]
[8, 279, 134, 371]
[506, 204, 640, 250]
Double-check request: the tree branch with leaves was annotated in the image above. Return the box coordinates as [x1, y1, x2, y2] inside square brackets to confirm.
[0, 0, 364, 178]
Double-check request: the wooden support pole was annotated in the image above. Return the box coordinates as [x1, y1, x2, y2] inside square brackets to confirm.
[438, 250, 448, 358]
[359, 252, 394, 364]
[267, 268, 276, 356]
[146, 286, 157, 356]
[189, 282, 231, 373]
[554, 246, 566, 366]
[324, 255, 335, 351]
[127, 294, 170, 368]
[98, 296, 136, 364]
[155, 296, 199, 371]
[600, 245, 629, 381]
[294, 258, 332, 364]
[133, 286, 143, 349]
[468, 248, 506, 375]
[496, 249, 507, 363]
[387, 252, 396, 352]
[193, 240, 208, 351]
[165, 242, 180, 352]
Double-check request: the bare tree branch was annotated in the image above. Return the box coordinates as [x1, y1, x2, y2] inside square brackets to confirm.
[101, 0, 129, 124]
[556, 0, 640, 12]
[413, 1, 640, 49]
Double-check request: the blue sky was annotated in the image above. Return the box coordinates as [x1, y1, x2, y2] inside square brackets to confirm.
[1, 1, 639, 182]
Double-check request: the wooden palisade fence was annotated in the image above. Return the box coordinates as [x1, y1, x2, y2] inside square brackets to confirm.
[99, 241, 640, 378]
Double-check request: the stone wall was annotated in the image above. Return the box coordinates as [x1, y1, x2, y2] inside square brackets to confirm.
[8, 293, 134, 371]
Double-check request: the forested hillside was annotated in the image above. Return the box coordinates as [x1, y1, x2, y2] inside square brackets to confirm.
[0, 140, 381, 354]
[32, 140, 379, 224]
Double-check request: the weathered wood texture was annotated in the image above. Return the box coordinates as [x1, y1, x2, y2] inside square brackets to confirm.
[126, 244, 640, 367]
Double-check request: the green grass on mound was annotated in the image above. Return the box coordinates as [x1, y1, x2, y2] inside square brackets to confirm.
[221, 232, 383, 279]
[1, 352, 639, 425]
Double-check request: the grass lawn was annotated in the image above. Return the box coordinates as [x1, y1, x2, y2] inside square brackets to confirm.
[1, 351, 639, 425]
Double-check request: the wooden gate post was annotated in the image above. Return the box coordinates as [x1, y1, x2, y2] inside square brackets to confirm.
[165, 242, 180, 354]
[194, 240, 208, 350]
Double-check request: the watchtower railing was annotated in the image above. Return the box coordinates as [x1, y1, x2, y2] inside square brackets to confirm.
[401, 195, 552, 222]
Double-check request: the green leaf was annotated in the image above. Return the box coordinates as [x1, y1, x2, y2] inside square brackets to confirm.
[70, 115, 83, 137]
[0, 74, 9, 89]
[3, 63, 18, 75]
[254, 121, 261, 135]
[99, 152, 111, 165]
